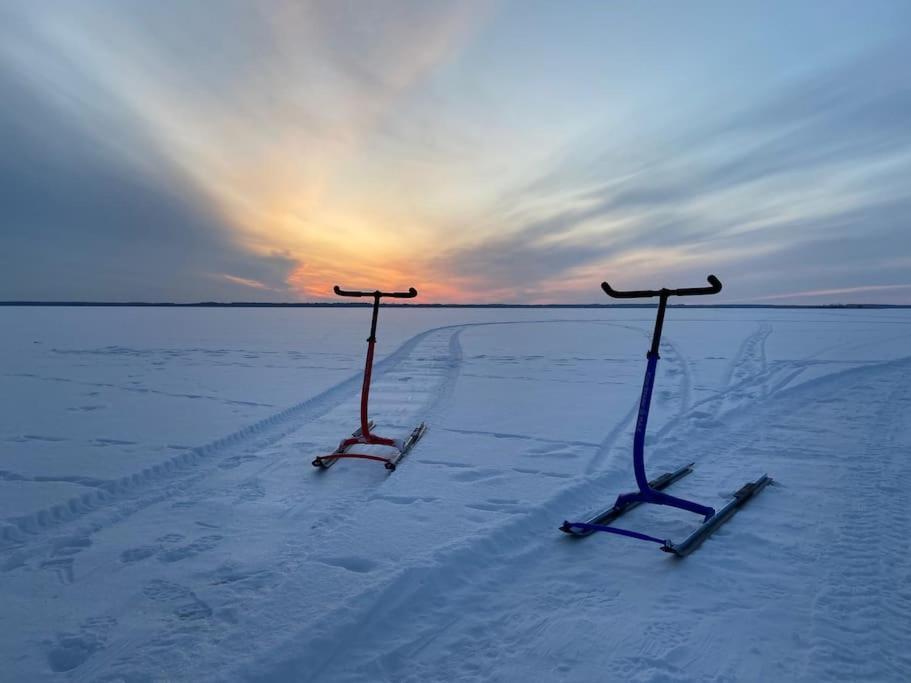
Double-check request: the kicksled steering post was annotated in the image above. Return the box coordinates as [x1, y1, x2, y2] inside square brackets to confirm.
[560, 275, 772, 556]
[312, 286, 427, 472]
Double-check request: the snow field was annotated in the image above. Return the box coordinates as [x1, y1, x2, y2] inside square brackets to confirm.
[1, 307, 910, 681]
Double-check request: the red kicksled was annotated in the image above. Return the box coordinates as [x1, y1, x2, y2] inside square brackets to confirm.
[312, 286, 427, 472]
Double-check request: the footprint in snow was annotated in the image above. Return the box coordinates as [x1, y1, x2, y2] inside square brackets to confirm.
[121, 532, 190, 564]
[451, 469, 501, 483]
[142, 580, 212, 621]
[51, 535, 92, 556]
[158, 535, 223, 563]
[46, 634, 101, 673]
[44, 616, 116, 673]
[316, 556, 379, 573]
[155, 533, 185, 543]
[120, 546, 158, 564]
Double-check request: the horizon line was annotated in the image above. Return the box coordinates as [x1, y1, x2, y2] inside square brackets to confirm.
[1, 301, 909, 310]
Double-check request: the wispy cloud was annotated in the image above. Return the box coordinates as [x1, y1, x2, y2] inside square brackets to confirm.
[218, 274, 273, 292]
[437, 45, 911, 302]
[0, 53, 297, 301]
[750, 283, 911, 302]
[0, 1, 491, 300]
[1, 2, 908, 303]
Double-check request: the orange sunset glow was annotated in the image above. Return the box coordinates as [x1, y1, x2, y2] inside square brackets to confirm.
[2, 1, 910, 304]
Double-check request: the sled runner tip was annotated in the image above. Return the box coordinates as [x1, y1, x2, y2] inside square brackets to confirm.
[660, 474, 773, 557]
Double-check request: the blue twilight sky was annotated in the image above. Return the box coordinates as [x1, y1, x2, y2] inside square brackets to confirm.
[1, 1, 909, 303]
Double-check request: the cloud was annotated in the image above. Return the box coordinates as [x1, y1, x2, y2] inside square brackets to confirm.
[0, 60, 296, 301]
[218, 274, 273, 291]
[437, 45, 911, 302]
[0, 1, 490, 301]
[0, 3, 907, 304]
[753, 283, 911, 302]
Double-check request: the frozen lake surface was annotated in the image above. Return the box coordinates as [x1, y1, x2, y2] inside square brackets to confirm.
[1, 306, 910, 681]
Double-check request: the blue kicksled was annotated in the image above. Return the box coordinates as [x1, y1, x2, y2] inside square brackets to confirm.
[560, 275, 771, 557]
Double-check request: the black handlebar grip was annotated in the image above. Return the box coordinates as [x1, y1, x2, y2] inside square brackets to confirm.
[383, 288, 418, 299]
[333, 286, 418, 298]
[600, 282, 659, 298]
[672, 275, 722, 297]
[601, 275, 722, 299]
[333, 286, 368, 297]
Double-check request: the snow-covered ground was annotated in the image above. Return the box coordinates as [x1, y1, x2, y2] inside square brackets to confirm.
[2, 306, 910, 681]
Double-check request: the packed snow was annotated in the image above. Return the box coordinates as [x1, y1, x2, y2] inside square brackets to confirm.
[2, 306, 910, 681]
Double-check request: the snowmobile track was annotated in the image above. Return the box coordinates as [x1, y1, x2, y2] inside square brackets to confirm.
[269, 354, 911, 682]
[0, 323, 468, 551]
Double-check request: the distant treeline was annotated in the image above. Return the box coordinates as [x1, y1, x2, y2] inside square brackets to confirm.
[1, 302, 908, 309]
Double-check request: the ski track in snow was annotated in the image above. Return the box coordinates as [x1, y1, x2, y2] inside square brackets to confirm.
[798, 364, 911, 680]
[261, 341, 911, 683]
[2, 318, 592, 679]
[3, 315, 911, 681]
[0, 322, 469, 549]
[1, 322, 465, 680]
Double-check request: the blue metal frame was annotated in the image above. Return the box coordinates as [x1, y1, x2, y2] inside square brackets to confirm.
[618, 352, 714, 519]
[565, 349, 714, 545]
[562, 276, 771, 555]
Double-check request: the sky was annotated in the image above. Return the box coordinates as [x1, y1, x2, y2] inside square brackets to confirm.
[1, 1, 910, 304]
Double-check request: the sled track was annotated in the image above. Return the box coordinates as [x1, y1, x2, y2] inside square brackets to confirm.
[3, 323, 473, 682]
[722, 321, 772, 391]
[9, 318, 909, 681]
[260, 358, 911, 681]
[585, 321, 759, 477]
[798, 363, 911, 680]
[244, 351, 911, 682]
[0, 323, 471, 549]
[14, 317, 649, 680]
[1, 319, 624, 552]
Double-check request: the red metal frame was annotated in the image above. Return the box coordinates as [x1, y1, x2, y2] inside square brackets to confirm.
[313, 286, 417, 469]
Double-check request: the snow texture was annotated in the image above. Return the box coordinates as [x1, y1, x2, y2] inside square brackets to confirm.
[1, 306, 910, 681]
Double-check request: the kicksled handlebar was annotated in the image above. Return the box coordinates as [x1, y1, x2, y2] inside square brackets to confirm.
[334, 286, 418, 299]
[601, 275, 722, 299]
